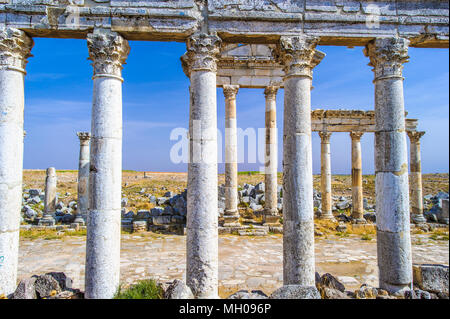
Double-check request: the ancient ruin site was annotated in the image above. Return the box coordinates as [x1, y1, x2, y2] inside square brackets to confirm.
[0, 0, 449, 302]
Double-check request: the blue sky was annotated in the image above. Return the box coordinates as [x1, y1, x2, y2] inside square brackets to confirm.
[23, 38, 449, 174]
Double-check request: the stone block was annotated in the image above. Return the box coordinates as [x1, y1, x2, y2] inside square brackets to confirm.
[413, 264, 449, 294]
[152, 215, 172, 225]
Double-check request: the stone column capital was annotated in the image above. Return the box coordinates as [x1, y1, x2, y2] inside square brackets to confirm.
[181, 33, 222, 76]
[0, 27, 34, 74]
[223, 84, 239, 100]
[77, 131, 91, 144]
[319, 131, 332, 143]
[275, 35, 323, 79]
[264, 86, 279, 100]
[364, 37, 409, 81]
[407, 130, 425, 144]
[350, 131, 364, 141]
[87, 29, 130, 80]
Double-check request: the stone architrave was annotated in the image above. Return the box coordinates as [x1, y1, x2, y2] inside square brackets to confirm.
[365, 37, 412, 294]
[181, 32, 221, 299]
[276, 35, 324, 287]
[0, 27, 33, 296]
[85, 28, 130, 299]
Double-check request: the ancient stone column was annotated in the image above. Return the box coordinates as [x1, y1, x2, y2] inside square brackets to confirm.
[85, 29, 130, 299]
[0, 27, 33, 296]
[407, 131, 426, 224]
[276, 36, 324, 287]
[350, 131, 365, 223]
[39, 167, 57, 226]
[319, 131, 334, 220]
[263, 86, 280, 225]
[365, 37, 412, 294]
[223, 84, 240, 227]
[181, 33, 221, 299]
[75, 132, 91, 225]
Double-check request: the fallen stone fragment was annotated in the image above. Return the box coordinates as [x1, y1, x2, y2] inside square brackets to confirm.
[270, 285, 320, 299]
[319, 273, 345, 292]
[11, 277, 37, 299]
[413, 264, 449, 294]
[164, 279, 194, 299]
[227, 290, 268, 299]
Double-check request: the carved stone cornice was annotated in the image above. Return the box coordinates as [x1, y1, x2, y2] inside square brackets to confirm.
[0, 27, 34, 73]
[87, 29, 130, 80]
[275, 35, 320, 79]
[264, 85, 279, 100]
[350, 131, 364, 141]
[364, 37, 409, 81]
[222, 84, 239, 100]
[77, 132, 91, 143]
[319, 131, 332, 143]
[407, 131, 425, 144]
[181, 33, 222, 76]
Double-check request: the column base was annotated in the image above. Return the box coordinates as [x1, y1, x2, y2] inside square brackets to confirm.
[411, 214, 426, 224]
[73, 216, 86, 226]
[38, 216, 56, 226]
[263, 214, 281, 226]
[223, 215, 241, 227]
[319, 211, 336, 222]
[352, 218, 367, 225]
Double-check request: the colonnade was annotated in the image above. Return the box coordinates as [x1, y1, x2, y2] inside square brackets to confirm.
[0, 26, 426, 297]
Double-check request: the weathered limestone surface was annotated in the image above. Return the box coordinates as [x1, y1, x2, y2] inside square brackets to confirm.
[350, 131, 364, 222]
[223, 84, 240, 227]
[85, 28, 129, 299]
[365, 37, 412, 294]
[0, 26, 33, 296]
[40, 167, 57, 226]
[263, 85, 279, 222]
[0, 1, 448, 47]
[76, 132, 90, 225]
[319, 131, 334, 220]
[182, 32, 221, 299]
[277, 35, 323, 287]
[407, 131, 426, 224]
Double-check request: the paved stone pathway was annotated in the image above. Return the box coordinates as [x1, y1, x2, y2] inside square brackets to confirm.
[18, 233, 448, 298]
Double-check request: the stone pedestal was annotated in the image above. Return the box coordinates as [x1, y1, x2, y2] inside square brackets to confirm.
[319, 131, 334, 220]
[365, 37, 412, 294]
[277, 35, 324, 287]
[39, 167, 57, 227]
[263, 86, 280, 225]
[181, 33, 221, 299]
[75, 132, 90, 225]
[223, 84, 240, 227]
[350, 131, 365, 223]
[0, 27, 33, 296]
[84, 29, 130, 299]
[407, 131, 427, 224]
